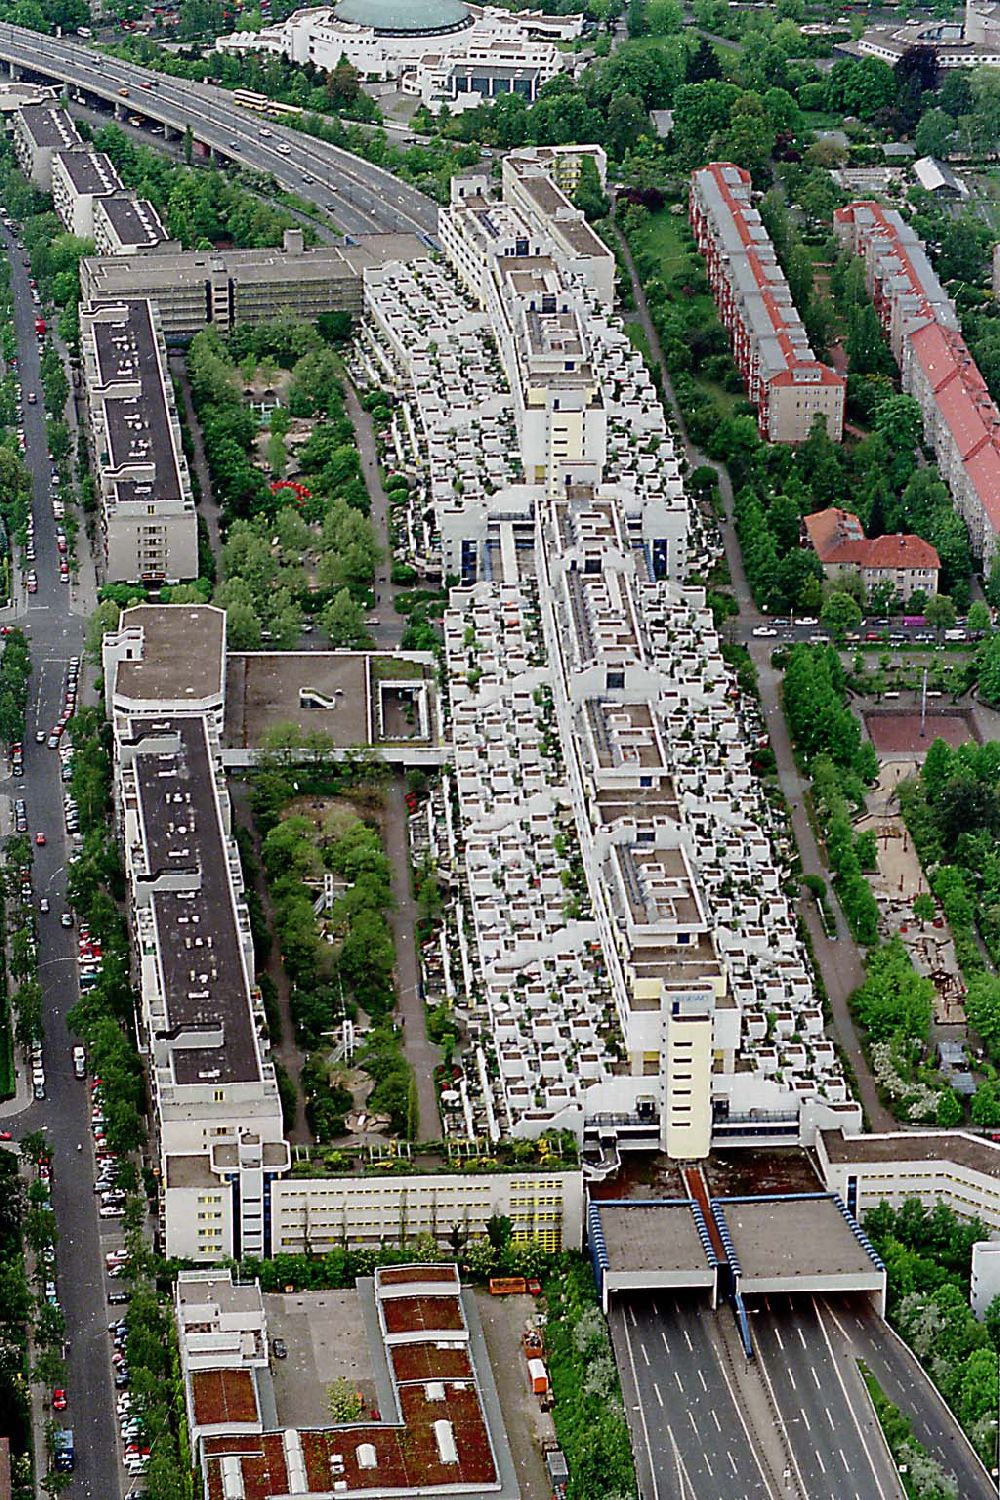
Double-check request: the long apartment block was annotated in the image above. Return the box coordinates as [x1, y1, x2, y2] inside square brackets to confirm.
[362, 153, 858, 1163]
[690, 162, 845, 444]
[11, 102, 82, 189]
[80, 228, 426, 340]
[51, 149, 123, 239]
[80, 298, 198, 583]
[102, 604, 583, 1262]
[836, 201, 1000, 567]
[92, 194, 171, 256]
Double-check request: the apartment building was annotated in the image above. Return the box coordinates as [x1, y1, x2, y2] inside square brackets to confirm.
[103, 606, 288, 1263]
[103, 604, 584, 1261]
[690, 163, 845, 443]
[362, 151, 857, 1161]
[92, 194, 171, 256]
[11, 103, 81, 190]
[817, 1128, 1000, 1230]
[51, 149, 123, 239]
[803, 506, 940, 600]
[175, 1266, 518, 1500]
[836, 201, 1000, 567]
[80, 229, 424, 341]
[80, 299, 198, 583]
[502, 147, 614, 305]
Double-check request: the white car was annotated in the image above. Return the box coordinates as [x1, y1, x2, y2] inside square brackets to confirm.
[752, 625, 778, 638]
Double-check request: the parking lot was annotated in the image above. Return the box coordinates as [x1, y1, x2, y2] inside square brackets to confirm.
[473, 1289, 553, 1500]
[266, 1290, 377, 1426]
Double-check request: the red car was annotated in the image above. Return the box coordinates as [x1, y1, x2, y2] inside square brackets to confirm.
[52, 1389, 67, 1411]
[35, 833, 46, 846]
[0, 1131, 12, 1142]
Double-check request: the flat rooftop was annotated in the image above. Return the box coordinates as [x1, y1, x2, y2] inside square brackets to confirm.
[200, 1279, 518, 1500]
[80, 231, 426, 300]
[114, 604, 226, 706]
[97, 194, 168, 246]
[86, 300, 184, 503]
[16, 104, 81, 148]
[130, 715, 259, 1086]
[820, 1127, 1000, 1177]
[54, 148, 121, 194]
[224, 651, 439, 752]
[596, 1201, 716, 1277]
[716, 1195, 882, 1285]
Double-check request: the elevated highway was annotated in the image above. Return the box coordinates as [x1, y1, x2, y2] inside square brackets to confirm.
[0, 21, 439, 238]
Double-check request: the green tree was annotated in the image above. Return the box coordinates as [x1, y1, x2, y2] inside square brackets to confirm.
[967, 600, 991, 635]
[326, 1376, 365, 1423]
[320, 589, 370, 649]
[915, 108, 955, 159]
[821, 591, 863, 641]
[925, 593, 957, 633]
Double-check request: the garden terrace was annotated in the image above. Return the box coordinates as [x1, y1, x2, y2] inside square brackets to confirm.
[191, 1368, 261, 1428]
[379, 1294, 466, 1338]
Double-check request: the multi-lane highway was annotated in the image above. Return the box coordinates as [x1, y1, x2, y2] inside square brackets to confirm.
[747, 1295, 904, 1500]
[613, 1291, 991, 1500]
[0, 224, 122, 1498]
[611, 1294, 778, 1500]
[0, 20, 438, 238]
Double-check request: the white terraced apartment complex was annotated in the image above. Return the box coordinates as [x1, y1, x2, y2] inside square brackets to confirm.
[360, 149, 860, 1162]
[100, 149, 860, 1266]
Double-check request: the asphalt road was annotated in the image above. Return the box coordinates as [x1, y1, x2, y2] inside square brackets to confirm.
[0, 21, 438, 239]
[611, 1290, 989, 1500]
[819, 1294, 997, 1500]
[0, 225, 122, 1499]
[746, 1295, 903, 1500]
[611, 1294, 774, 1500]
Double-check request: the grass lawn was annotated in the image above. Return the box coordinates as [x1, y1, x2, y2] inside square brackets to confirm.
[624, 317, 654, 370]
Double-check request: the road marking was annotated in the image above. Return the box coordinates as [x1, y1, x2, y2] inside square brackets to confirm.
[660, 1329, 670, 1354]
[640, 1342, 650, 1367]
[697, 1369, 707, 1391]
[813, 1297, 893, 1500]
[774, 1327, 784, 1351]
[798, 1326, 808, 1350]
[711, 1410, 721, 1432]
[653, 1382, 663, 1408]
[840, 1448, 851, 1473]
[618, 1309, 661, 1500]
[811, 1365, 821, 1389]
[826, 1406, 835, 1428]
[688, 1410, 697, 1433]
[817, 1450, 826, 1473]
[800, 1406, 809, 1430]
[674, 1370, 683, 1393]
[788, 1370, 796, 1391]
[628, 1305, 637, 1329]
[727, 1451, 738, 1476]
[683, 1328, 693, 1352]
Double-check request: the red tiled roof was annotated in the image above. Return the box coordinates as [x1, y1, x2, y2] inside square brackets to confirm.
[862, 533, 940, 569]
[909, 321, 961, 393]
[191, 1369, 259, 1428]
[803, 507, 865, 563]
[804, 508, 939, 572]
[965, 443, 1000, 531]
[693, 164, 844, 399]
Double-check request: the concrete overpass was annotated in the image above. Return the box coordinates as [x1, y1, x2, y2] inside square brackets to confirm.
[0, 21, 438, 238]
